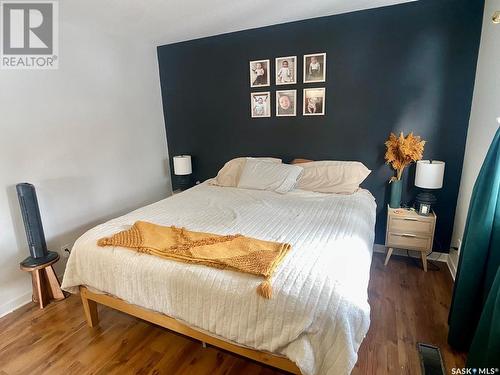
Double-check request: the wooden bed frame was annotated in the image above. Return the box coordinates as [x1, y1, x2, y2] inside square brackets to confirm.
[80, 286, 301, 374]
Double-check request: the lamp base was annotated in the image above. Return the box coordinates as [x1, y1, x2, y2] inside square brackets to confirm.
[175, 175, 193, 191]
[415, 191, 437, 205]
[415, 190, 437, 216]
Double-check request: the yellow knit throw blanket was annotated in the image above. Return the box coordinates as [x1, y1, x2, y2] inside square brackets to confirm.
[97, 221, 291, 299]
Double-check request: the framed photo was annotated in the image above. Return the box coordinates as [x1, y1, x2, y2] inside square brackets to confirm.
[275, 56, 297, 85]
[303, 53, 326, 83]
[251, 92, 271, 118]
[303, 88, 325, 116]
[249, 59, 270, 87]
[276, 90, 296, 117]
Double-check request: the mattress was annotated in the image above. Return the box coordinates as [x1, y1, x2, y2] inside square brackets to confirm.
[62, 181, 376, 375]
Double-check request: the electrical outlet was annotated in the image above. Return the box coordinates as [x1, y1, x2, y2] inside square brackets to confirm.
[61, 243, 72, 258]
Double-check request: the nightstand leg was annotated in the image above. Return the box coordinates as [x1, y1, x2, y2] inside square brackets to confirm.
[384, 247, 393, 266]
[421, 252, 427, 272]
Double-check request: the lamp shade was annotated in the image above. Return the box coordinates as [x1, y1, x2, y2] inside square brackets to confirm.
[173, 155, 192, 175]
[415, 160, 445, 189]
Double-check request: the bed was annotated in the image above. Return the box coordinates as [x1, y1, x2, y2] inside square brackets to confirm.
[62, 180, 376, 375]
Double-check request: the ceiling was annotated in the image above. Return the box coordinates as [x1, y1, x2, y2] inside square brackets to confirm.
[68, 0, 416, 45]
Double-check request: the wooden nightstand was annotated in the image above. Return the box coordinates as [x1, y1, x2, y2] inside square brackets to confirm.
[384, 206, 436, 271]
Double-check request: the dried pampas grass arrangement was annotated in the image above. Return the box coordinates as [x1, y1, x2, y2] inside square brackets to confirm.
[385, 132, 425, 181]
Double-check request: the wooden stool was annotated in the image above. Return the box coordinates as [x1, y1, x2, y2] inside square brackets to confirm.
[20, 254, 65, 309]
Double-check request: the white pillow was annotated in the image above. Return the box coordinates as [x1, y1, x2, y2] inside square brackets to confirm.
[297, 160, 371, 194]
[212, 157, 281, 187]
[238, 159, 303, 194]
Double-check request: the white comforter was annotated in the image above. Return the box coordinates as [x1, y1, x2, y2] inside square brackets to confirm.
[62, 182, 376, 375]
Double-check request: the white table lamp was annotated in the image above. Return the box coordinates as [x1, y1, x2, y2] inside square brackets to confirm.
[173, 155, 192, 175]
[173, 155, 192, 190]
[415, 160, 445, 215]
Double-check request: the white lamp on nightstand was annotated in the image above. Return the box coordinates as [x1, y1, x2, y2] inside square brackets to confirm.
[415, 160, 445, 216]
[173, 155, 192, 190]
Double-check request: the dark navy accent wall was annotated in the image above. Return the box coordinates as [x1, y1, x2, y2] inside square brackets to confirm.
[157, 0, 483, 251]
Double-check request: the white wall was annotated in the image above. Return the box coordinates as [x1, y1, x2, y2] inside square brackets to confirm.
[0, 4, 171, 316]
[448, 0, 500, 277]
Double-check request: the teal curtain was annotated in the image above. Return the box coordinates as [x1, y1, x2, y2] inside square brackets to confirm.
[467, 267, 500, 366]
[448, 127, 500, 366]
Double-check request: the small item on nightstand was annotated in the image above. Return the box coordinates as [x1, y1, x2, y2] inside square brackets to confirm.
[415, 160, 445, 216]
[418, 203, 431, 216]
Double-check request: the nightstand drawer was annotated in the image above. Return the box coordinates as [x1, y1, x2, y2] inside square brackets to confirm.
[389, 217, 433, 235]
[386, 232, 432, 250]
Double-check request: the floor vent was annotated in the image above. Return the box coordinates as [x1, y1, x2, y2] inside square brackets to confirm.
[418, 343, 446, 375]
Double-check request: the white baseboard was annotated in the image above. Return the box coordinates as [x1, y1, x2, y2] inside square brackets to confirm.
[447, 256, 457, 281]
[373, 244, 448, 262]
[0, 272, 65, 319]
[373, 244, 457, 281]
[373, 244, 455, 279]
[0, 291, 33, 319]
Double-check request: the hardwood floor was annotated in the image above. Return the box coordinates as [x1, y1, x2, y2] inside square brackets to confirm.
[0, 254, 466, 374]
[352, 254, 466, 375]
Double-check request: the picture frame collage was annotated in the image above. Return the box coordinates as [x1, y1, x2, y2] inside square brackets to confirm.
[250, 53, 326, 118]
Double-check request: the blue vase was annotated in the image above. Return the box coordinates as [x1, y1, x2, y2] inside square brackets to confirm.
[389, 179, 403, 208]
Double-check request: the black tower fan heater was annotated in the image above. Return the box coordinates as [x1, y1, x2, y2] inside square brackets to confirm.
[16, 183, 58, 267]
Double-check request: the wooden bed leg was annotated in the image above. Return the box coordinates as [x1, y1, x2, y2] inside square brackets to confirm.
[80, 288, 99, 327]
